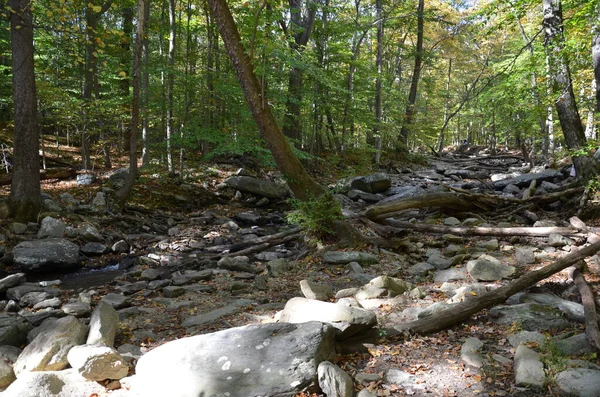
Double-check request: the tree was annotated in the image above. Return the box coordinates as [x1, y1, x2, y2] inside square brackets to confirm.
[399, 0, 424, 147]
[207, 0, 326, 201]
[543, 0, 599, 180]
[9, 0, 41, 221]
[115, 0, 146, 208]
[166, 0, 176, 174]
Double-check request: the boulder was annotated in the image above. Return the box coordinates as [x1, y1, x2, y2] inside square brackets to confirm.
[80, 242, 107, 256]
[300, 280, 334, 301]
[489, 303, 571, 331]
[514, 345, 545, 388]
[0, 273, 26, 294]
[13, 316, 88, 375]
[277, 297, 376, 339]
[87, 301, 119, 347]
[13, 239, 80, 272]
[322, 251, 378, 265]
[1, 368, 110, 397]
[0, 345, 20, 388]
[0, 315, 31, 348]
[67, 344, 129, 381]
[492, 169, 563, 189]
[134, 322, 335, 397]
[467, 256, 515, 281]
[556, 368, 600, 397]
[350, 173, 391, 194]
[224, 176, 289, 199]
[37, 217, 66, 239]
[317, 361, 354, 397]
[355, 276, 412, 300]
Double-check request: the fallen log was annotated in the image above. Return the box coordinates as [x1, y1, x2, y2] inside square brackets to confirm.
[363, 192, 496, 220]
[204, 226, 302, 253]
[380, 220, 585, 237]
[0, 167, 76, 186]
[392, 239, 600, 335]
[568, 263, 600, 351]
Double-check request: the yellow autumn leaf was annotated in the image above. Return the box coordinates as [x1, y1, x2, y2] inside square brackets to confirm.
[118, 71, 127, 77]
[470, 291, 477, 296]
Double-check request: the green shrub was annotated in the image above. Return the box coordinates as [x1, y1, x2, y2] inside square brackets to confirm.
[286, 194, 344, 240]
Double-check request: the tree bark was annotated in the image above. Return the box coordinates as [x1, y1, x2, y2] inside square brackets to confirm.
[166, 0, 176, 174]
[9, 0, 41, 221]
[399, 0, 424, 146]
[568, 264, 600, 351]
[281, 0, 319, 142]
[141, 0, 151, 167]
[393, 240, 600, 335]
[373, 0, 383, 164]
[543, 0, 599, 180]
[207, 0, 326, 201]
[115, 0, 145, 209]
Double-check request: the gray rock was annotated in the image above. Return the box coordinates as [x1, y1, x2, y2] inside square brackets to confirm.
[59, 192, 79, 207]
[521, 293, 585, 323]
[13, 316, 88, 375]
[1, 368, 109, 397]
[11, 222, 27, 235]
[492, 169, 562, 189]
[19, 291, 52, 307]
[549, 233, 575, 247]
[446, 284, 488, 303]
[0, 314, 32, 347]
[267, 258, 291, 276]
[318, 361, 353, 397]
[407, 262, 435, 276]
[254, 251, 280, 261]
[489, 303, 571, 331]
[13, 239, 80, 272]
[467, 256, 515, 281]
[32, 297, 62, 310]
[19, 309, 66, 327]
[515, 246, 536, 264]
[351, 173, 392, 194]
[101, 293, 130, 310]
[62, 301, 91, 317]
[217, 256, 259, 273]
[555, 333, 594, 356]
[67, 344, 129, 381]
[6, 283, 59, 301]
[477, 239, 499, 251]
[0, 273, 26, 294]
[134, 322, 335, 397]
[508, 331, 545, 348]
[37, 217, 66, 239]
[148, 279, 171, 290]
[277, 297, 376, 339]
[224, 176, 289, 199]
[76, 173, 96, 185]
[163, 286, 186, 298]
[556, 368, 600, 397]
[43, 199, 62, 212]
[172, 269, 213, 285]
[300, 280, 334, 301]
[81, 242, 108, 255]
[514, 345, 545, 388]
[182, 299, 254, 328]
[443, 217, 461, 226]
[0, 345, 20, 388]
[417, 302, 453, 319]
[461, 337, 485, 368]
[433, 268, 467, 283]
[384, 368, 419, 387]
[117, 281, 148, 295]
[355, 276, 412, 300]
[78, 223, 103, 242]
[427, 253, 452, 270]
[111, 240, 129, 254]
[322, 251, 378, 265]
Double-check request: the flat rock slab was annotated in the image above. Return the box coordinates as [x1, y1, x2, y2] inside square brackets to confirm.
[182, 299, 254, 328]
[489, 303, 571, 331]
[492, 169, 562, 189]
[1, 368, 111, 397]
[322, 251, 378, 265]
[134, 321, 335, 397]
[224, 176, 289, 199]
[13, 239, 81, 272]
[556, 368, 600, 397]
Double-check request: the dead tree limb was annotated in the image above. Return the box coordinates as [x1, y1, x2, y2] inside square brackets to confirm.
[0, 167, 76, 186]
[392, 240, 600, 335]
[381, 220, 585, 237]
[205, 226, 302, 253]
[568, 263, 600, 351]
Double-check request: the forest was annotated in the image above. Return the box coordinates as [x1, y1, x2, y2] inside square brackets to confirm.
[2, 0, 600, 396]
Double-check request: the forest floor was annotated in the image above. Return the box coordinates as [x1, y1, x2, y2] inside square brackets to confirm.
[1, 146, 595, 397]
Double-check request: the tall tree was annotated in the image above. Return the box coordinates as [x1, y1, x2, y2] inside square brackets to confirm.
[115, 0, 146, 208]
[543, 0, 598, 180]
[373, 0, 383, 163]
[9, 0, 41, 221]
[281, 0, 319, 142]
[399, 0, 424, 147]
[592, 6, 600, 113]
[166, 0, 176, 174]
[207, 0, 325, 201]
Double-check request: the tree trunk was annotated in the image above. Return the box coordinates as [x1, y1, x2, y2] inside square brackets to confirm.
[9, 0, 41, 222]
[166, 0, 176, 174]
[207, 0, 326, 201]
[593, 9, 600, 114]
[373, 0, 383, 164]
[281, 0, 319, 143]
[399, 0, 424, 147]
[394, 240, 600, 335]
[121, 6, 134, 153]
[141, 0, 151, 167]
[115, 0, 145, 209]
[543, 0, 599, 180]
